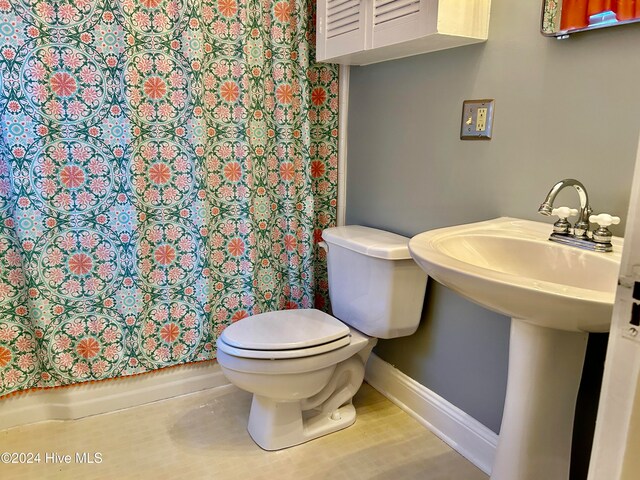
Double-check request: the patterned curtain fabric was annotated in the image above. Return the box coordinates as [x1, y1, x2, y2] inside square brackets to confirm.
[0, 0, 338, 398]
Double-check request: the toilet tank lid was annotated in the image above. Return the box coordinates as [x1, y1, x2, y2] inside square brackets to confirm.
[322, 225, 412, 260]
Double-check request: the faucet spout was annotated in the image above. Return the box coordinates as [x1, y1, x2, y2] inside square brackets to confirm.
[538, 179, 592, 235]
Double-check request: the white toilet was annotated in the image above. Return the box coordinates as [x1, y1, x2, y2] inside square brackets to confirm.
[216, 225, 428, 450]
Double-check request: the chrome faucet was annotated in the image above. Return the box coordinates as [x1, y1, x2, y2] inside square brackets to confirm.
[538, 179, 592, 237]
[538, 179, 619, 252]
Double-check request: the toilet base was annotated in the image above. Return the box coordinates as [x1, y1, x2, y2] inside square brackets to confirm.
[248, 394, 357, 450]
[246, 354, 369, 450]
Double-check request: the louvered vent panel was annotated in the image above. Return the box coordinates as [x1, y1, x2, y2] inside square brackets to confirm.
[327, 0, 361, 38]
[374, 0, 420, 25]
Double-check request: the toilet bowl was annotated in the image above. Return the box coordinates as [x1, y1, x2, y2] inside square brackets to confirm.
[216, 226, 428, 450]
[217, 309, 375, 450]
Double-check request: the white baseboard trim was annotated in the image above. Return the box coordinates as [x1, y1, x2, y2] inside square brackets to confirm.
[365, 353, 497, 476]
[0, 362, 230, 431]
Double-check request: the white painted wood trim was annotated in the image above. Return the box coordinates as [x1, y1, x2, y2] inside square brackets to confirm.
[365, 353, 497, 475]
[588, 131, 640, 480]
[0, 362, 230, 431]
[337, 64, 349, 227]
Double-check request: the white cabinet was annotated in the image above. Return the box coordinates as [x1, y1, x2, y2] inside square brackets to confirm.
[316, 0, 491, 66]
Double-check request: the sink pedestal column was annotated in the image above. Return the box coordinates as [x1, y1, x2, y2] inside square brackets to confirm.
[491, 319, 588, 480]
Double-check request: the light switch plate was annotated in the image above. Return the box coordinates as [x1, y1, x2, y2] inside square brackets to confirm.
[461, 99, 495, 140]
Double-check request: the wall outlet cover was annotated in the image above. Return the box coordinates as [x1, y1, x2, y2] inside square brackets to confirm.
[461, 99, 495, 140]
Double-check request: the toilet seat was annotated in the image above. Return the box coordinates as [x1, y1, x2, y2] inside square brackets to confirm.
[218, 309, 351, 359]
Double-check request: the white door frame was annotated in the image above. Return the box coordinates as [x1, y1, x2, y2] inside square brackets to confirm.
[588, 134, 640, 480]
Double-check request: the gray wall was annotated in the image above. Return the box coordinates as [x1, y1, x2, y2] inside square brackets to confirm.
[347, 0, 640, 434]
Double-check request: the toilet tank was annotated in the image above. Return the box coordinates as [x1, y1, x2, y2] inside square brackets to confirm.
[322, 226, 428, 339]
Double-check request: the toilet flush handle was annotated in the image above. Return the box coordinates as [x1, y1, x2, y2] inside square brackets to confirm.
[318, 241, 328, 252]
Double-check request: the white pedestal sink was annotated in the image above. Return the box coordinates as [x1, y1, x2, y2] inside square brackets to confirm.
[408, 218, 621, 480]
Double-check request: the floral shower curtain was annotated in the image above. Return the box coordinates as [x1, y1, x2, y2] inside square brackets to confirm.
[0, 0, 338, 398]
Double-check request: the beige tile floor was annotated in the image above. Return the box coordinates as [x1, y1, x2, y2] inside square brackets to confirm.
[0, 383, 487, 480]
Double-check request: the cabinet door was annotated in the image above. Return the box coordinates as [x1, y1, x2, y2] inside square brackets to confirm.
[372, 0, 433, 49]
[317, 0, 368, 62]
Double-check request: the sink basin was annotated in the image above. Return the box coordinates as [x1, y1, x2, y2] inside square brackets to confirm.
[409, 217, 623, 480]
[409, 217, 621, 332]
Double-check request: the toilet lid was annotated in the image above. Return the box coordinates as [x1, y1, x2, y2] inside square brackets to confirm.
[217, 335, 351, 359]
[219, 309, 350, 358]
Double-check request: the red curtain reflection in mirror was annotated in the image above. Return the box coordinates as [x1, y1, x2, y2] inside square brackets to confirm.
[561, 0, 640, 30]
[561, 0, 588, 29]
[588, 0, 613, 16]
[617, 0, 638, 19]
